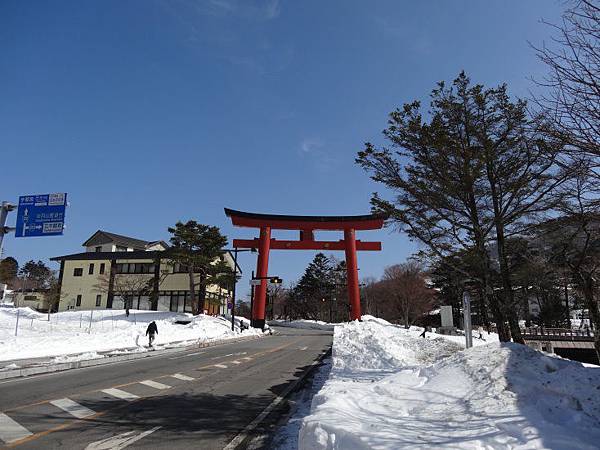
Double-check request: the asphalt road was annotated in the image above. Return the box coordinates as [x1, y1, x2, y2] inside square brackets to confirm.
[0, 326, 332, 450]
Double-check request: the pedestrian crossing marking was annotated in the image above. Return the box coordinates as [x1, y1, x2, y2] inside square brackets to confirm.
[171, 373, 195, 381]
[214, 364, 228, 369]
[242, 357, 252, 361]
[0, 412, 33, 444]
[50, 398, 95, 419]
[102, 388, 139, 401]
[140, 380, 171, 390]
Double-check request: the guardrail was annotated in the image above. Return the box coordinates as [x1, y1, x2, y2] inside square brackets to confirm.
[521, 327, 594, 341]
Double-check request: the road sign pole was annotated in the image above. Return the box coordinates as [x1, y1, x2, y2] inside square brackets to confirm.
[463, 291, 473, 349]
[0, 201, 16, 259]
[231, 248, 238, 332]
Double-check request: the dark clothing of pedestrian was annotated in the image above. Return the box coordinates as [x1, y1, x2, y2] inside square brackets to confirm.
[146, 321, 158, 346]
[419, 329, 427, 338]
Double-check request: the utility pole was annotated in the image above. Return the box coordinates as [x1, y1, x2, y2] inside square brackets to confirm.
[0, 201, 16, 259]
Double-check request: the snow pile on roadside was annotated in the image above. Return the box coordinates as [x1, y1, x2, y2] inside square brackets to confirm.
[0, 308, 261, 362]
[299, 318, 600, 450]
[333, 318, 461, 372]
[269, 319, 335, 331]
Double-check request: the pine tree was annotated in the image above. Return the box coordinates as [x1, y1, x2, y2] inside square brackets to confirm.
[167, 221, 229, 315]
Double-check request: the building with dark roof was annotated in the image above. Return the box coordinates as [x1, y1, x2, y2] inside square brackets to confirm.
[52, 230, 237, 314]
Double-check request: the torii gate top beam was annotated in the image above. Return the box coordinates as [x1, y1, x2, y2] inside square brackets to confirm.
[224, 208, 387, 231]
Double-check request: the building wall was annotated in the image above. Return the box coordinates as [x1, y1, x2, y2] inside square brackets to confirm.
[58, 256, 233, 313]
[59, 259, 111, 311]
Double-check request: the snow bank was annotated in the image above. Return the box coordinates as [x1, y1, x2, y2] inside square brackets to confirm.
[0, 308, 262, 362]
[299, 317, 600, 450]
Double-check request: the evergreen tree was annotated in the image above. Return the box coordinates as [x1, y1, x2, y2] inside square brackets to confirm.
[0, 257, 18, 286]
[292, 253, 335, 320]
[18, 260, 53, 290]
[167, 220, 230, 315]
[357, 73, 564, 343]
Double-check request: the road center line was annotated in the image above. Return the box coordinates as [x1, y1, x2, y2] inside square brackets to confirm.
[0, 413, 33, 444]
[49, 398, 95, 419]
[139, 380, 171, 390]
[169, 351, 206, 360]
[214, 364, 228, 369]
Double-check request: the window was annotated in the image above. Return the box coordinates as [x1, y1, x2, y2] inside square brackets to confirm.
[96, 294, 102, 307]
[76, 295, 82, 306]
[115, 263, 154, 274]
[73, 268, 83, 277]
[89, 263, 95, 275]
[99, 263, 105, 275]
[95, 246, 102, 252]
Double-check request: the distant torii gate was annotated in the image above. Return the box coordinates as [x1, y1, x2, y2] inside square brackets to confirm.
[224, 208, 387, 328]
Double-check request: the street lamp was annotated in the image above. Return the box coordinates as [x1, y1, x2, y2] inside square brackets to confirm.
[223, 247, 256, 331]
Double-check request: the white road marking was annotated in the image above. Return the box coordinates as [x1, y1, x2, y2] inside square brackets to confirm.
[214, 364, 228, 369]
[242, 357, 252, 361]
[50, 398, 95, 419]
[231, 360, 241, 365]
[85, 426, 161, 450]
[171, 373, 195, 381]
[169, 351, 206, 360]
[101, 388, 139, 401]
[139, 380, 171, 390]
[0, 412, 33, 444]
[223, 351, 329, 450]
[299, 346, 308, 350]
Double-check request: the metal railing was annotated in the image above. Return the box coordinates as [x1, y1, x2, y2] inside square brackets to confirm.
[521, 327, 594, 341]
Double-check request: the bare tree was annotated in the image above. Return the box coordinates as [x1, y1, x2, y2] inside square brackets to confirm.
[381, 262, 436, 328]
[534, 0, 600, 158]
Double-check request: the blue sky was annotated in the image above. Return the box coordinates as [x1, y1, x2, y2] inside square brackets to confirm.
[0, 0, 564, 298]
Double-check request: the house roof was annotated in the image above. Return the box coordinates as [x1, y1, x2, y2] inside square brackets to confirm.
[51, 251, 166, 262]
[82, 230, 152, 250]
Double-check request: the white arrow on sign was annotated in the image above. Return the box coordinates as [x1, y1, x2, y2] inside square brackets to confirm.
[85, 426, 161, 450]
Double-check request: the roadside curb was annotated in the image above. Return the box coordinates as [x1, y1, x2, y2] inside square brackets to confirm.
[0, 333, 267, 381]
[224, 345, 332, 450]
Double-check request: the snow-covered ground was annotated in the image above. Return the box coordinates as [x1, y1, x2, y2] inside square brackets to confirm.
[298, 316, 600, 450]
[0, 307, 262, 363]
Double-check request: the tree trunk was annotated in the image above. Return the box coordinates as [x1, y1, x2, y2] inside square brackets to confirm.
[188, 266, 197, 315]
[581, 275, 600, 363]
[485, 162, 524, 344]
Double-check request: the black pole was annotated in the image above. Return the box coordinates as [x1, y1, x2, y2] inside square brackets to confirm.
[250, 270, 255, 327]
[231, 248, 238, 331]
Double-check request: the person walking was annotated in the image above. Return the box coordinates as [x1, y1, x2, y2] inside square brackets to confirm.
[419, 327, 427, 338]
[146, 321, 158, 347]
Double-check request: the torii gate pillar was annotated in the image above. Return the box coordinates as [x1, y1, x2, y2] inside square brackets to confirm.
[225, 209, 387, 328]
[344, 228, 361, 320]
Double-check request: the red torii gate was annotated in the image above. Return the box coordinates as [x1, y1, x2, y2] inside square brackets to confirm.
[224, 208, 387, 329]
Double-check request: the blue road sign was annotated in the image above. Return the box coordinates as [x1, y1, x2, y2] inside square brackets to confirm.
[15, 193, 67, 237]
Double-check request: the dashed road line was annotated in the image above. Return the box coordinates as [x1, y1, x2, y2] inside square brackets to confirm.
[242, 357, 252, 361]
[0, 413, 33, 444]
[49, 398, 95, 419]
[170, 373, 195, 381]
[299, 346, 308, 350]
[214, 364, 228, 369]
[139, 380, 171, 390]
[231, 360, 241, 365]
[102, 388, 139, 401]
